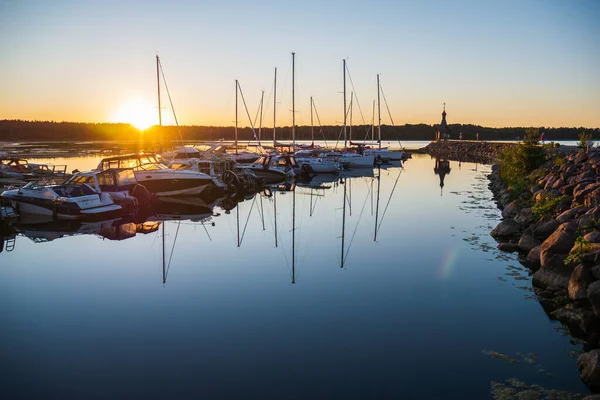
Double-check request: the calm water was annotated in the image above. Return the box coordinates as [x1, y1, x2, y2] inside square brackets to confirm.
[0, 154, 588, 399]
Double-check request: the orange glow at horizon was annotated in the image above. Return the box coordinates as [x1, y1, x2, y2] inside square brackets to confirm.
[110, 98, 157, 131]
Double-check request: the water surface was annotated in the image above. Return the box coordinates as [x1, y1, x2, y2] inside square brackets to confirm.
[0, 154, 588, 398]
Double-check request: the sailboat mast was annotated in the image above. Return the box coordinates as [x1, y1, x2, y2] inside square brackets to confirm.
[341, 181, 347, 268]
[258, 90, 264, 145]
[349, 92, 353, 143]
[374, 167, 381, 241]
[292, 188, 296, 284]
[343, 59, 347, 149]
[235, 79, 238, 155]
[162, 222, 166, 284]
[156, 55, 162, 127]
[372, 100, 376, 143]
[274, 191, 278, 247]
[377, 74, 382, 150]
[156, 55, 163, 152]
[292, 52, 295, 147]
[273, 67, 277, 148]
[310, 96, 314, 145]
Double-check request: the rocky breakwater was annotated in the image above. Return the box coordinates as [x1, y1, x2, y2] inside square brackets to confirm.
[489, 148, 600, 393]
[421, 140, 516, 161]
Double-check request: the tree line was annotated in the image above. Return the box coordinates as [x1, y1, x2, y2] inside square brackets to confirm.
[0, 120, 598, 143]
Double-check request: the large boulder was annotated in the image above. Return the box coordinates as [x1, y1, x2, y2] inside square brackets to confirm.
[533, 219, 560, 240]
[574, 182, 600, 205]
[556, 208, 582, 223]
[588, 281, 600, 318]
[587, 189, 600, 210]
[497, 242, 519, 252]
[533, 253, 572, 289]
[490, 219, 520, 238]
[579, 350, 600, 392]
[526, 245, 542, 265]
[540, 222, 578, 262]
[569, 264, 595, 301]
[518, 233, 541, 253]
[559, 183, 577, 196]
[585, 230, 600, 243]
[552, 305, 595, 332]
[501, 200, 519, 219]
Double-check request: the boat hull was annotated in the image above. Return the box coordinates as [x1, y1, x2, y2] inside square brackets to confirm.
[366, 149, 403, 161]
[133, 173, 216, 197]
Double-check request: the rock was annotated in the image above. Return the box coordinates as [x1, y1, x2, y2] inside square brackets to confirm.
[569, 264, 594, 301]
[583, 251, 600, 263]
[582, 395, 600, 400]
[587, 188, 600, 209]
[534, 190, 546, 202]
[490, 219, 520, 238]
[579, 350, 600, 392]
[540, 222, 578, 262]
[575, 183, 600, 205]
[501, 200, 519, 219]
[591, 265, 600, 281]
[576, 151, 590, 164]
[533, 219, 560, 240]
[497, 242, 519, 252]
[588, 281, 600, 318]
[533, 253, 572, 289]
[518, 234, 541, 253]
[552, 305, 595, 331]
[560, 183, 577, 196]
[527, 245, 542, 265]
[585, 230, 600, 243]
[514, 208, 533, 225]
[531, 185, 542, 194]
[556, 208, 581, 223]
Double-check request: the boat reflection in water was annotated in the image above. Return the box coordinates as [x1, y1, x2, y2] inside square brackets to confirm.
[0, 164, 404, 287]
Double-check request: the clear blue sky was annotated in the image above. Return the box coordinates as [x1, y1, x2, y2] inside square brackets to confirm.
[1, 0, 599, 128]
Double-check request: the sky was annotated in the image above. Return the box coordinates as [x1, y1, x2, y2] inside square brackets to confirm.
[0, 0, 599, 128]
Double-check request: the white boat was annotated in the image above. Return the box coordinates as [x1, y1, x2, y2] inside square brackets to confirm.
[294, 149, 340, 173]
[238, 153, 299, 183]
[364, 147, 403, 162]
[65, 168, 154, 209]
[161, 146, 202, 163]
[320, 151, 375, 168]
[1, 182, 122, 220]
[96, 153, 220, 197]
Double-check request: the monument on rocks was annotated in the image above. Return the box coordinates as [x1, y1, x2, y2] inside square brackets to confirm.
[435, 103, 452, 141]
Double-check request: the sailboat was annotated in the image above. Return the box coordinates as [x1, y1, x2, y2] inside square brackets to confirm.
[294, 96, 341, 174]
[319, 60, 374, 169]
[360, 74, 403, 162]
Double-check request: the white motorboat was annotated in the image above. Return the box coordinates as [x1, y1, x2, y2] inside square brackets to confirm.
[294, 149, 341, 173]
[96, 153, 220, 197]
[320, 151, 375, 168]
[364, 148, 403, 162]
[1, 182, 122, 220]
[237, 153, 299, 183]
[161, 146, 201, 163]
[65, 168, 155, 209]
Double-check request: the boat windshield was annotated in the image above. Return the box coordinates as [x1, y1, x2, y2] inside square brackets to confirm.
[116, 169, 137, 186]
[255, 157, 266, 165]
[67, 174, 96, 186]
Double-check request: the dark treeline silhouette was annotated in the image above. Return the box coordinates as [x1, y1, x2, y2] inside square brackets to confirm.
[1, 120, 598, 143]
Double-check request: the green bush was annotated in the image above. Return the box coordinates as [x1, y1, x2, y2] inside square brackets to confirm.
[532, 194, 569, 220]
[565, 235, 593, 265]
[498, 128, 547, 200]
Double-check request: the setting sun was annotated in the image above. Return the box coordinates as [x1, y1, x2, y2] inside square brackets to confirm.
[111, 98, 156, 130]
